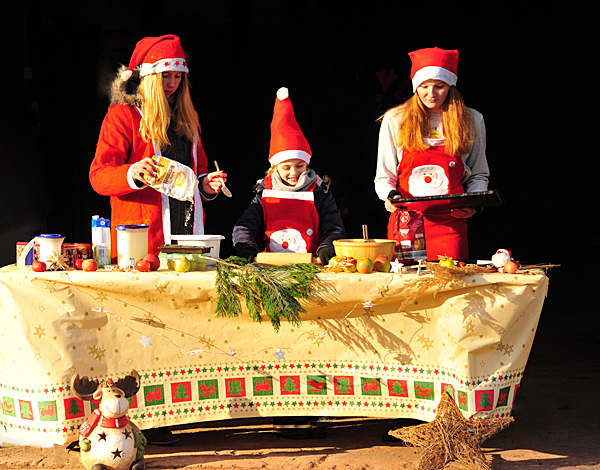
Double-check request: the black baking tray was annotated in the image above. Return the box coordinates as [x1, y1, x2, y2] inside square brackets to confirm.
[390, 189, 504, 213]
[159, 244, 212, 254]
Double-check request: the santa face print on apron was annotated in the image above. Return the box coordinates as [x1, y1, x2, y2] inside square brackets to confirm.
[261, 176, 321, 256]
[389, 145, 469, 260]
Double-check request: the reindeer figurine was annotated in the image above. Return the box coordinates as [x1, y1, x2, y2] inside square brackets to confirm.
[71, 370, 146, 470]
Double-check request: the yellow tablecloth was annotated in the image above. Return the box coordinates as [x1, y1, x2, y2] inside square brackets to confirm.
[0, 264, 548, 447]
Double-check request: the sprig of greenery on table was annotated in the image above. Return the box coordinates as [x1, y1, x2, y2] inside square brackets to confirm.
[214, 256, 323, 331]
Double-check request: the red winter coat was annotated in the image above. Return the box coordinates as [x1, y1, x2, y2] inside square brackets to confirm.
[90, 103, 210, 261]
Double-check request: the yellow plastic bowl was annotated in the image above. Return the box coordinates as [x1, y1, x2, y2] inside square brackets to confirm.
[332, 239, 395, 261]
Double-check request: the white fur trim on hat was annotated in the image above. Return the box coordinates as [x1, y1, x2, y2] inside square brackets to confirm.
[269, 149, 311, 167]
[277, 87, 289, 100]
[412, 66, 457, 91]
[140, 58, 189, 78]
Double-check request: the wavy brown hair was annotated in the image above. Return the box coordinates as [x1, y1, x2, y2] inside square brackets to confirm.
[138, 73, 201, 151]
[384, 87, 474, 156]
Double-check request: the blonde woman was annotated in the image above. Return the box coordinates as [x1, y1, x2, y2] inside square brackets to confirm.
[90, 35, 226, 260]
[375, 47, 489, 261]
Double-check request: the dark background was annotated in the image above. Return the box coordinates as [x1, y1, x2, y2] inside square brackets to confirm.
[1, 2, 596, 325]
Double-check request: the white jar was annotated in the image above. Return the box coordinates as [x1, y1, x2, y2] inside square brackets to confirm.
[116, 224, 149, 268]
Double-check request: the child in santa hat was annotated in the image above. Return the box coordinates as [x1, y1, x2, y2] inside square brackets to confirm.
[232, 87, 346, 267]
[374, 47, 489, 261]
[90, 34, 227, 261]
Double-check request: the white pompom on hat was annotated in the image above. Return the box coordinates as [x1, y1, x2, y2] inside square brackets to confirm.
[268, 87, 312, 167]
[121, 34, 189, 81]
[409, 47, 458, 92]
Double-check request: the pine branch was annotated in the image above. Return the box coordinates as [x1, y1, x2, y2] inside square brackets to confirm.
[212, 257, 323, 331]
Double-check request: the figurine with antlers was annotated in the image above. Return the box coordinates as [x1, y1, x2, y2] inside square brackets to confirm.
[71, 370, 146, 470]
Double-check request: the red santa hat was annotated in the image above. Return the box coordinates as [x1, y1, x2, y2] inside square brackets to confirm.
[409, 47, 458, 92]
[269, 87, 312, 167]
[121, 34, 189, 81]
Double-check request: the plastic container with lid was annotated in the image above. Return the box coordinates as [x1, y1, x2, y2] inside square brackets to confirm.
[116, 224, 149, 269]
[170, 235, 225, 266]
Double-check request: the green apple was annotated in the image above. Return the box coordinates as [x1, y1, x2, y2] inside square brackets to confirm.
[174, 256, 191, 272]
[357, 257, 374, 274]
[438, 256, 456, 268]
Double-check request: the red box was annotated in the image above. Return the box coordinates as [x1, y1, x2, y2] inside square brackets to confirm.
[60, 244, 92, 267]
[16, 242, 91, 267]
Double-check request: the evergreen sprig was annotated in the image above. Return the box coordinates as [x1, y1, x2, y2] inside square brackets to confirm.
[213, 256, 323, 331]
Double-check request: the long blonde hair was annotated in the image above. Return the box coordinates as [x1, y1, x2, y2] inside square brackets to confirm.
[138, 73, 201, 150]
[386, 87, 474, 156]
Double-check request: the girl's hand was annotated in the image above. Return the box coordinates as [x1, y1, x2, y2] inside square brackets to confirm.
[384, 198, 401, 213]
[132, 157, 157, 184]
[451, 207, 476, 218]
[202, 170, 227, 194]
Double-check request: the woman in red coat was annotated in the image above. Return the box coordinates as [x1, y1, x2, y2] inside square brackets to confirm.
[90, 34, 226, 262]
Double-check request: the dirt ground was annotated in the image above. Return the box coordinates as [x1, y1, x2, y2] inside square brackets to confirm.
[2, 274, 599, 470]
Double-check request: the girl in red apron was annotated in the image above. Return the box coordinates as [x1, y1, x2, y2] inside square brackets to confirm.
[375, 47, 490, 261]
[232, 87, 346, 267]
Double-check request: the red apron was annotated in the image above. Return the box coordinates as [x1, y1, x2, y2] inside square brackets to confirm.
[388, 145, 469, 260]
[261, 176, 322, 256]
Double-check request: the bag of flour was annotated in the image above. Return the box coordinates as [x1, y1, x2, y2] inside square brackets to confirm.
[143, 156, 198, 202]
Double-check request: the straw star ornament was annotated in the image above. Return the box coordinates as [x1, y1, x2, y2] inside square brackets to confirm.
[46, 250, 69, 271]
[389, 392, 513, 470]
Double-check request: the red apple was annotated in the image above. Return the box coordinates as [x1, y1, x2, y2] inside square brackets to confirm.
[135, 258, 151, 272]
[82, 259, 98, 272]
[32, 260, 46, 272]
[457, 261, 466, 268]
[144, 253, 160, 271]
[373, 254, 391, 272]
[73, 259, 84, 270]
[357, 257, 374, 274]
[503, 261, 519, 274]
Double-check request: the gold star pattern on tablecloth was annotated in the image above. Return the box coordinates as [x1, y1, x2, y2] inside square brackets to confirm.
[377, 285, 389, 297]
[33, 325, 46, 338]
[199, 335, 215, 350]
[95, 348, 106, 361]
[389, 392, 513, 470]
[86, 345, 106, 361]
[44, 281, 57, 293]
[417, 334, 434, 350]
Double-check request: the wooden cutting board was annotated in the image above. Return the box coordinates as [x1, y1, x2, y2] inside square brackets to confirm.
[255, 252, 315, 266]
